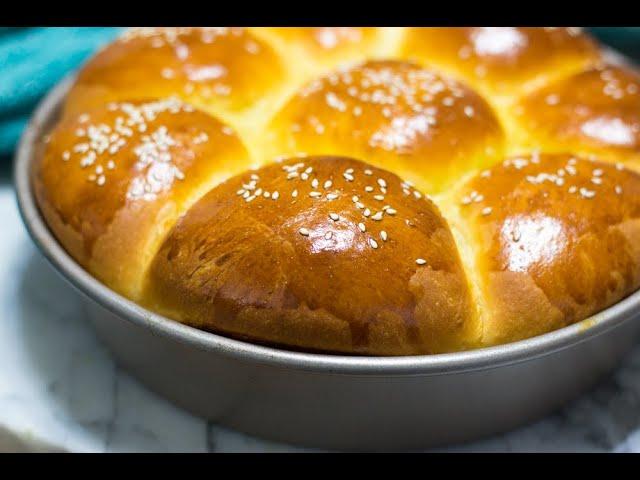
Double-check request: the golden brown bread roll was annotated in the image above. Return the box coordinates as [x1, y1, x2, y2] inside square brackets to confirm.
[513, 65, 640, 166]
[34, 27, 640, 355]
[63, 27, 290, 137]
[253, 27, 386, 71]
[448, 153, 640, 346]
[35, 98, 251, 299]
[398, 27, 601, 99]
[143, 156, 478, 355]
[265, 60, 505, 193]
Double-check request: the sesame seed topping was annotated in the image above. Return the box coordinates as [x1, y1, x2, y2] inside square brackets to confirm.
[365, 186, 374, 192]
[371, 212, 384, 221]
[363, 208, 371, 217]
[325, 231, 333, 240]
[380, 231, 388, 241]
[377, 178, 387, 188]
[299, 228, 310, 236]
[364, 169, 373, 176]
[580, 187, 596, 199]
[416, 258, 427, 266]
[324, 180, 333, 189]
[374, 194, 385, 201]
[385, 208, 397, 216]
[309, 191, 322, 198]
[292, 189, 298, 198]
[329, 213, 340, 221]
[272, 191, 280, 200]
[481, 207, 493, 216]
[358, 222, 366, 232]
[369, 238, 379, 249]
[326, 193, 339, 200]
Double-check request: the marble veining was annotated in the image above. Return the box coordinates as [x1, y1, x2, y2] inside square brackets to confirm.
[2, 184, 640, 452]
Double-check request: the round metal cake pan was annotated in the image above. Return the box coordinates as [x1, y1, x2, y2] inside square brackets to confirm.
[14, 73, 640, 451]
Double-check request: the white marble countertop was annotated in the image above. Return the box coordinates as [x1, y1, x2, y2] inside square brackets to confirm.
[3, 183, 640, 452]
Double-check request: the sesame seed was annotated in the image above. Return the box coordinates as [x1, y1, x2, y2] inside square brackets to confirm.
[369, 238, 379, 249]
[236, 189, 245, 196]
[380, 231, 388, 241]
[292, 189, 298, 198]
[364, 169, 373, 176]
[344, 173, 354, 182]
[329, 213, 340, 221]
[371, 212, 384, 221]
[377, 178, 387, 188]
[413, 191, 422, 199]
[363, 208, 371, 217]
[365, 186, 374, 192]
[580, 187, 596, 199]
[481, 207, 492, 216]
[311, 179, 319, 189]
[245, 195, 256, 202]
[355, 202, 365, 209]
[272, 191, 280, 200]
[287, 172, 299, 179]
[374, 194, 385, 201]
[324, 180, 333, 189]
[326, 193, 339, 200]
[309, 191, 322, 198]
[385, 208, 397, 216]
[263, 191, 271, 198]
[352, 195, 360, 203]
[358, 222, 366, 232]
[325, 231, 333, 240]
[615, 185, 623, 195]
[299, 228, 310, 236]
[301, 173, 309, 181]
[416, 258, 427, 266]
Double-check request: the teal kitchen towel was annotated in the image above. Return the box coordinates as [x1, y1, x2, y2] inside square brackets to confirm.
[0, 27, 122, 156]
[0, 27, 638, 159]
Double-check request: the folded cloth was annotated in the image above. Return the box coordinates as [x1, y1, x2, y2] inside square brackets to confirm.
[1, 27, 639, 159]
[0, 27, 122, 156]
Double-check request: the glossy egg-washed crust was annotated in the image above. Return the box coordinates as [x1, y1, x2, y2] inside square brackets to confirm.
[34, 27, 640, 355]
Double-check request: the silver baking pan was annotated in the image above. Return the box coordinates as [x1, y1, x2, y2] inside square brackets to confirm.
[14, 72, 640, 451]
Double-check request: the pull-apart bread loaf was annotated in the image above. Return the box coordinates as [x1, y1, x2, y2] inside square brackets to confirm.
[35, 27, 640, 355]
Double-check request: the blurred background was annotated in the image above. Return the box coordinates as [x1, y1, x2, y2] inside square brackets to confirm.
[0, 27, 639, 179]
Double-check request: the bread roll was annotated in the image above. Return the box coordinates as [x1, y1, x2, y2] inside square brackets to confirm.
[266, 60, 505, 193]
[144, 156, 478, 355]
[513, 65, 640, 167]
[448, 153, 640, 345]
[35, 98, 251, 299]
[398, 27, 601, 99]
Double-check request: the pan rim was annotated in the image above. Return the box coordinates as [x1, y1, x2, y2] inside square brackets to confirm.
[13, 72, 640, 377]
